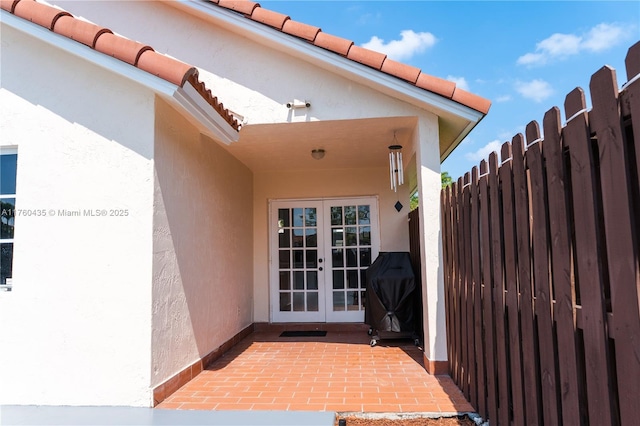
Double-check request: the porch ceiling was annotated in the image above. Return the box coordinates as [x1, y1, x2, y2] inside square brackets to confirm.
[225, 116, 418, 173]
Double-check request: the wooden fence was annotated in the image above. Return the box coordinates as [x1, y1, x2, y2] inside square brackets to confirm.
[441, 41, 640, 426]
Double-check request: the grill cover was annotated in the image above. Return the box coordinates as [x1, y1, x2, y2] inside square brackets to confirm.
[364, 252, 416, 333]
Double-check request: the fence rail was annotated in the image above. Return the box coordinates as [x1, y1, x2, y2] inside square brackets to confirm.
[441, 41, 640, 426]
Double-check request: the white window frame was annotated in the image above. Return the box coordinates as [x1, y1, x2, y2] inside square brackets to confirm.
[1, 146, 18, 291]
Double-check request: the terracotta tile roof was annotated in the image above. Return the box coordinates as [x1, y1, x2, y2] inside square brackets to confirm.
[2, 0, 240, 131]
[210, 0, 491, 115]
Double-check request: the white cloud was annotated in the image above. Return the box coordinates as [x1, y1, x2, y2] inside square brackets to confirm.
[361, 30, 437, 61]
[496, 95, 512, 103]
[515, 79, 554, 103]
[583, 23, 627, 52]
[446, 76, 469, 91]
[465, 140, 502, 163]
[517, 22, 632, 66]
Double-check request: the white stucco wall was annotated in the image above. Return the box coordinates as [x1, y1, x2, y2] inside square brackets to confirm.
[152, 99, 254, 388]
[0, 25, 155, 406]
[414, 117, 448, 362]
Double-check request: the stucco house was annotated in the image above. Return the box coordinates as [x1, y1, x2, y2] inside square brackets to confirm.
[0, 0, 490, 407]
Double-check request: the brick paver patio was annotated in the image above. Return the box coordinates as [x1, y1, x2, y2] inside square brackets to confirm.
[157, 328, 474, 414]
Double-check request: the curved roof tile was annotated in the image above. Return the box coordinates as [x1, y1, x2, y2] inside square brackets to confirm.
[282, 20, 320, 42]
[53, 15, 112, 48]
[0, 0, 20, 13]
[250, 7, 288, 30]
[13, 0, 69, 30]
[314, 32, 353, 57]
[138, 49, 199, 87]
[94, 32, 153, 66]
[347, 45, 387, 70]
[217, 0, 259, 16]
[4, 0, 240, 131]
[209, 0, 491, 114]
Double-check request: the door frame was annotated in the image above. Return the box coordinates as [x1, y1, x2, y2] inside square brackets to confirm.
[268, 196, 380, 323]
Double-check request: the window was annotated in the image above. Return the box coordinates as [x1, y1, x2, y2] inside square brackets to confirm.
[1, 148, 17, 290]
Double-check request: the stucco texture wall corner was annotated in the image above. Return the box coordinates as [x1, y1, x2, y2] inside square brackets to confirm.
[413, 115, 449, 363]
[152, 98, 253, 388]
[1, 26, 156, 407]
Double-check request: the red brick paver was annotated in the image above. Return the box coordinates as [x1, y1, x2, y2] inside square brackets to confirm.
[158, 329, 473, 413]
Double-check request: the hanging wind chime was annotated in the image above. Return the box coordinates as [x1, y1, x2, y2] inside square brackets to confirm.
[388, 132, 404, 212]
[388, 133, 404, 192]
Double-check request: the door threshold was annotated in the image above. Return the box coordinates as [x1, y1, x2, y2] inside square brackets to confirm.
[254, 322, 369, 333]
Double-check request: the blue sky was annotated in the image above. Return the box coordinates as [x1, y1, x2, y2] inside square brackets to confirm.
[259, 1, 639, 180]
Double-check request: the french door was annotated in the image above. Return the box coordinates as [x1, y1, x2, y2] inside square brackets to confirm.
[269, 197, 379, 323]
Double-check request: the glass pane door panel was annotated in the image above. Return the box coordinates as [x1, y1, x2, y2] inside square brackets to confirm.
[272, 202, 325, 322]
[293, 271, 305, 289]
[307, 293, 319, 311]
[333, 292, 345, 311]
[326, 200, 377, 319]
[278, 229, 290, 248]
[330, 207, 342, 225]
[279, 272, 290, 290]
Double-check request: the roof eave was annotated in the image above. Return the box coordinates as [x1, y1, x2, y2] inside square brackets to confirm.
[168, 1, 486, 135]
[2, 10, 238, 145]
[440, 115, 487, 163]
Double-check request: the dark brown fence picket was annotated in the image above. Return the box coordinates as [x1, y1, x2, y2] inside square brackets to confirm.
[440, 41, 640, 425]
[590, 64, 640, 426]
[470, 167, 486, 417]
[526, 122, 559, 426]
[499, 141, 526, 426]
[479, 160, 498, 424]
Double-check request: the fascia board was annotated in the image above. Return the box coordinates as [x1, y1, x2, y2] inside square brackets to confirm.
[2, 11, 236, 145]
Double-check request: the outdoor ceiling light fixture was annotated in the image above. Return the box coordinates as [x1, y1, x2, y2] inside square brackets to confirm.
[287, 99, 311, 109]
[311, 149, 325, 160]
[388, 132, 404, 192]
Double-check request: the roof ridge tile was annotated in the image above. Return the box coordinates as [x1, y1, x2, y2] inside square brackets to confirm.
[13, 0, 70, 30]
[137, 49, 199, 86]
[451, 87, 492, 115]
[6, 0, 240, 131]
[314, 31, 353, 57]
[0, 0, 21, 13]
[94, 32, 153, 66]
[380, 58, 421, 84]
[347, 45, 386, 70]
[217, 0, 258, 16]
[415, 73, 455, 99]
[53, 15, 112, 48]
[281, 19, 320, 42]
[250, 6, 289, 30]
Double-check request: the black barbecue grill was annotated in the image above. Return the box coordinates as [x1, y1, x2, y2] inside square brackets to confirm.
[364, 252, 421, 347]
